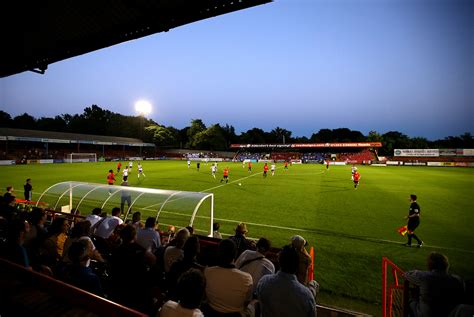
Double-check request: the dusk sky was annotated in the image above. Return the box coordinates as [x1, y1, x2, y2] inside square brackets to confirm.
[1, 0, 473, 140]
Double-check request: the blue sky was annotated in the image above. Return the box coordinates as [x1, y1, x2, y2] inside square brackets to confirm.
[1, 0, 473, 140]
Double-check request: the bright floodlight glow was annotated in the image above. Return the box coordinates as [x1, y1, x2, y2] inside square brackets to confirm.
[134, 100, 152, 115]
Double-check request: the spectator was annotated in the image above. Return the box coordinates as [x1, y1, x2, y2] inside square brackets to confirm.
[257, 245, 317, 317]
[39, 217, 70, 267]
[229, 222, 256, 260]
[404, 252, 465, 317]
[24, 207, 48, 265]
[212, 222, 222, 239]
[85, 208, 102, 227]
[166, 236, 203, 297]
[129, 211, 144, 230]
[2, 218, 32, 269]
[186, 225, 194, 235]
[94, 207, 123, 239]
[62, 220, 104, 264]
[136, 217, 161, 252]
[109, 224, 156, 312]
[203, 239, 253, 316]
[292, 235, 319, 299]
[158, 268, 206, 317]
[3, 185, 15, 201]
[164, 227, 190, 273]
[64, 240, 105, 297]
[0, 194, 18, 222]
[235, 237, 275, 293]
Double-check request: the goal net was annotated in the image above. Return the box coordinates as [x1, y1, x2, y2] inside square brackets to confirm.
[36, 181, 215, 236]
[66, 153, 97, 163]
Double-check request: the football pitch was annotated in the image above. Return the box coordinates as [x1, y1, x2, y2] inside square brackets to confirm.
[2, 161, 474, 314]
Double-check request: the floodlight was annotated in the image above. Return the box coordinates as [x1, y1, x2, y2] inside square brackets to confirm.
[134, 100, 152, 116]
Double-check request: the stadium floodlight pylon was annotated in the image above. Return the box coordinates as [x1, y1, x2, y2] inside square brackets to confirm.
[36, 181, 215, 236]
[66, 153, 97, 163]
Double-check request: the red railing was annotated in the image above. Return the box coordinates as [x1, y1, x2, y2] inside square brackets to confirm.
[382, 257, 407, 317]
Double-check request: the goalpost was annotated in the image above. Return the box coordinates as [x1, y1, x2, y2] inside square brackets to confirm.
[66, 153, 97, 163]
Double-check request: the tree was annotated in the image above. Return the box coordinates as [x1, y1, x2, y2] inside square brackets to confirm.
[240, 128, 267, 144]
[146, 125, 178, 146]
[191, 124, 227, 150]
[0, 111, 12, 127]
[221, 124, 238, 148]
[37, 116, 67, 131]
[367, 130, 382, 142]
[13, 113, 37, 129]
[310, 129, 332, 142]
[269, 127, 293, 144]
[380, 131, 411, 156]
[187, 119, 206, 148]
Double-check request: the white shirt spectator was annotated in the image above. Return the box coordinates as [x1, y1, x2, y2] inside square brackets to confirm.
[163, 246, 184, 272]
[204, 266, 253, 314]
[94, 216, 123, 239]
[85, 214, 101, 227]
[158, 300, 204, 317]
[136, 227, 161, 252]
[235, 250, 275, 292]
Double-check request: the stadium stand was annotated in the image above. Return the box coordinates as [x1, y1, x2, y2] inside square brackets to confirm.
[0, 128, 154, 162]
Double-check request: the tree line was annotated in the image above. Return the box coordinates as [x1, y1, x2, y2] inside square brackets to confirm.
[0, 106, 472, 156]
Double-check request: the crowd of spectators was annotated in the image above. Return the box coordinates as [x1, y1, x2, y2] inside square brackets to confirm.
[0, 190, 322, 316]
[1, 188, 472, 316]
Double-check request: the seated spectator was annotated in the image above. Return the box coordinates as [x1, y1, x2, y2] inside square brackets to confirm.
[3, 185, 15, 201]
[158, 268, 206, 317]
[291, 235, 319, 299]
[229, 223, 256, 260]
[63, 240, 105, 297]
[109, 224, 156, 312]
[129, 211, 144, 230]
[136, 217, 161, 252]
[257, 245, 317, 317]
[235, 237, 275, 294]
[39, 217, 70, 268]
[24, 207, 48, 248]
[164, 227, 190, 273]
[85, 207, 102, 227]
[167, 236, 204, 297]
[0, 194, 18, 222]
[94, 207, 123, 239]
[186, 225, 194, 235]
[212, 222, 222, 239]
[203, 239, 253, 316]
[2, 218, 32, 269]
[62, 220, 104, 264]
[404, 252, 465, 317]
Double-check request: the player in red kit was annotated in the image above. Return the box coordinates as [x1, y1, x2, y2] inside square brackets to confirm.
[107, 169, 116, 194]
[248, 161, 252, 173]
[263, 163, 269, 177]
[220, 167, 230, 183]
[117, 162, 122, 173]
[353, 170, 360, 189]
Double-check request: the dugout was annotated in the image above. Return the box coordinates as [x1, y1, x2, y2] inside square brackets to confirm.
[36, 181, 215, 236]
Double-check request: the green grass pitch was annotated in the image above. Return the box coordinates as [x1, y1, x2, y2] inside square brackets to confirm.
[2, 161, 474, 314]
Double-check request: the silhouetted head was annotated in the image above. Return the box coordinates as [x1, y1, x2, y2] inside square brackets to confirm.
[176, 268, 206, 309]
[218, 239, 236, 266]
[279, 245, 299, 274]
[427, 252, 449, 273]
[256, 237, 271, 253]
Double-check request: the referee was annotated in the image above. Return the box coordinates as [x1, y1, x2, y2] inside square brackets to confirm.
[405, 194, 423, 247]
